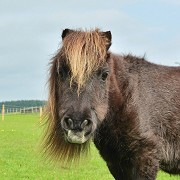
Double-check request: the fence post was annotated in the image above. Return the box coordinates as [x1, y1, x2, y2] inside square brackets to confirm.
[2, 104, 5, 121]
[40, 107, 43, 122]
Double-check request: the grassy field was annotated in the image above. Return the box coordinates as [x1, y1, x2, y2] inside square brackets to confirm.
[0, 114, 179, 180]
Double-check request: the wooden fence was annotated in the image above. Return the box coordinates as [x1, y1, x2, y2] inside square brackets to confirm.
[1, 104, 44, 120]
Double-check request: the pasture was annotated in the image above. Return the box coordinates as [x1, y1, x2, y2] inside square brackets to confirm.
[0, 114, 178, 179]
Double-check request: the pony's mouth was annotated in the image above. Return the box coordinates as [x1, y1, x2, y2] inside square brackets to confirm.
[65, 130, 91, 144]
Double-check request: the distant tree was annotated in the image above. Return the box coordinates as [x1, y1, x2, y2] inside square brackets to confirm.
[0, 100, 47, 109]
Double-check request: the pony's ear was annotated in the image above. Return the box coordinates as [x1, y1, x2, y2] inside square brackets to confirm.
[62, 29, 74, 39]
[103, 31, 112, 50]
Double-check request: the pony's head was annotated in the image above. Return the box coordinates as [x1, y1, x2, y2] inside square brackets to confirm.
[43, 28, 112, 164]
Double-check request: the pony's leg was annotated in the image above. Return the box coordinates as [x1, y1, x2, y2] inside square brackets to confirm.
[131, 148, 160, 180]
[107, 161, 128, 180]
[106, 149, 159, 180]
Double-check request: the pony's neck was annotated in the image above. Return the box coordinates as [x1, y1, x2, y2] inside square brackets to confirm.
[106, 54, 139, 136]
[108, 54, 132, 112]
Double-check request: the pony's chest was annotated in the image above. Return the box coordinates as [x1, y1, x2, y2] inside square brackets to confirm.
[93, 124, 129, 162]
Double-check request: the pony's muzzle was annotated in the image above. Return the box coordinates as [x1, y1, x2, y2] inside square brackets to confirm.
[61, 115, 93, 144]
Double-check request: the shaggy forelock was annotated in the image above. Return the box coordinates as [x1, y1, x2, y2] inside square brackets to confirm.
[61, 29, 109, 91]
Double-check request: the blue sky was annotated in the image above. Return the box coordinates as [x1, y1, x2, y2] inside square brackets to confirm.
[0, 0, 180, 101]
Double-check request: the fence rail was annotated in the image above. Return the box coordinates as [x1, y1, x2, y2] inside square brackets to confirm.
[0, 104, 44, 120]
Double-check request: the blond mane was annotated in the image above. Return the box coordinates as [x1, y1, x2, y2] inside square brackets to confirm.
[61, 29, 109, 91]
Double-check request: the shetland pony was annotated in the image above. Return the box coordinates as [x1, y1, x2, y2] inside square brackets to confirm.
[43, 28, 180, 179]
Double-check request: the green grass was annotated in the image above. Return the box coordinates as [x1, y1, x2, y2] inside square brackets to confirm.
[0, 114, 179, 179]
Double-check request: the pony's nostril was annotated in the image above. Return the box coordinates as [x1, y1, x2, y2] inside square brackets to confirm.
[81, 119, 92, 129]
[64, 117, 73, 129]
[81, 119, 88, 128]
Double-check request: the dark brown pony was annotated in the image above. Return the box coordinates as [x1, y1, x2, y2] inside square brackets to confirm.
[43, 28, 180, 179]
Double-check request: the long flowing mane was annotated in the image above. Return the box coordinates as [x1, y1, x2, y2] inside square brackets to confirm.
[42, 29, 110, 165]
[60, 29, 110, 91]
[42, 59, 90, 166]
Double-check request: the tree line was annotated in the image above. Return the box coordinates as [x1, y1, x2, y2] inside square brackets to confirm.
[0, 100, 46, 108]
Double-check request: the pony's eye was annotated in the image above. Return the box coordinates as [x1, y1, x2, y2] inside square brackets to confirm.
[58, 67, 69, 80]
[101, 71, 109, 81]
[59, 70, 65, 79]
